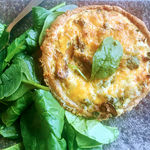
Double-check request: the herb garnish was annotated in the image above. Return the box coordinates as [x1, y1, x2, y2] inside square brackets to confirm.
[91, 37, 123, 80]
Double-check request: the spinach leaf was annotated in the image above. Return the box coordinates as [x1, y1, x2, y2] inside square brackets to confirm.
[0, 23, 6, 36]
[39, 11, 64, 46]
[21, 90, 66, 150]
[0, 103, 8, 113]
[39, 4, 78, 46]
[91, 37, 123, 80]
[65, 111, 119, 145]
[13, 52, 42, 84]
[2, 31, 28, 70]
[0, 48, 6, 76]
[63, 118, 77, 150]
[1, 91, 33, 127]
[0, 102, 21, 139]
[56, 5, 78, 12]
[0, 119, 21, 139]
[33, 90, 65, 139]
[47, 133, 66, 150]
[3, 142, 24, 150]
[4, 82, 34, 101]
[0, 64, 22, 100]
[4, 52, 48, 101]
[25, 29, 39, 54]
[32, 6, 52, 34]
[0, 23, 9, 52]
[76, 132, 103, 148]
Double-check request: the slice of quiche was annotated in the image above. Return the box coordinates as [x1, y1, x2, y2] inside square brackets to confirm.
[40, 5, 150, 120]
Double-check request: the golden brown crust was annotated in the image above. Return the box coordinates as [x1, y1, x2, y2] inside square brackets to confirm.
[40, 5, 150, 120]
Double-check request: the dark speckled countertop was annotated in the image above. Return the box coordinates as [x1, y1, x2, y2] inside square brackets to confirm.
[0, 0, 150, 150]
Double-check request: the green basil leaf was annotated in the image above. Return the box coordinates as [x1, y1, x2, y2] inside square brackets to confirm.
[91, 37, 123, 80]
[0, 64, 21, 100]
[1, 91, 33, 127]
[65, 111, 119, 145]
[39, 11, 64, 46]
[20, 90, 66, 150]
[56, 5, 78, 12]
[3, 142, 24, 150]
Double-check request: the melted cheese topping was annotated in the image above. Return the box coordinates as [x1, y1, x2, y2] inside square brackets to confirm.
[50, 9, 150, 113]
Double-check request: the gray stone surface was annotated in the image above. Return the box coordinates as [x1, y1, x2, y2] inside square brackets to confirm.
[0, 0, 150, 149]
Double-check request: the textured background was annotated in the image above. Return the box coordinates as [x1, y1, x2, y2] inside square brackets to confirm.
[0, 0, 150, 150]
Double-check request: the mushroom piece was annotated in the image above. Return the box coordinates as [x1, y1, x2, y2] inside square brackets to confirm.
[100, 101, 117, 116]
[55, 50, 68, 79]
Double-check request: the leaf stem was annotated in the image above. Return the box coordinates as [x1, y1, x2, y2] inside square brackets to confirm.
[68, 64, 88, 81]
[0, 101, 8, 105]
[50, 2, 66, 12]
[22, 80, 49, 91]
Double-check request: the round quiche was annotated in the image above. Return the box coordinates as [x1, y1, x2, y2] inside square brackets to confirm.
[40, 5, 150, 120]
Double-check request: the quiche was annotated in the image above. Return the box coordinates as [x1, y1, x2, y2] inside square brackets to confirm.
[40, 5, 150, 120]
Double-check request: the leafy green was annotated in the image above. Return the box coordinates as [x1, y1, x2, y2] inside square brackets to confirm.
[39, 12, 64, 45]
[0, 24, 8, 75]
[63, 118, 77, 150]
[1, 91, 33, 127]
[13, 52, 42, 84]
[3, 142, 24, 150]
[33, 90, 65, 139]
[0, 64, 22, 100]
[32, 6, 52, 34]
[4, 82, 34, 102]
[65, 111, 119, 145]
[0, 119, 21, 139]
[20, 90, 66, 150]
[91, 37, 123, 80]
[0, 23, 6, 36]
[25, 29, 39, 54]
[47, 133, 66, 150]
[2, 31, 28, 70]
[68, 64, 87, 81]
[4, 52, 48, 101]
[0, 102, 21, 140]
[0, 23, 9, 52]
[39, 4, 78, 46]
[76, 132, 102, 148]
[0, 48, 6, 76]
[56, 5, 78, 12]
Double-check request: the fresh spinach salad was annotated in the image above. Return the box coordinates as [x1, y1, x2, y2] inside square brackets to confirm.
[0, 3, 120, 150]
